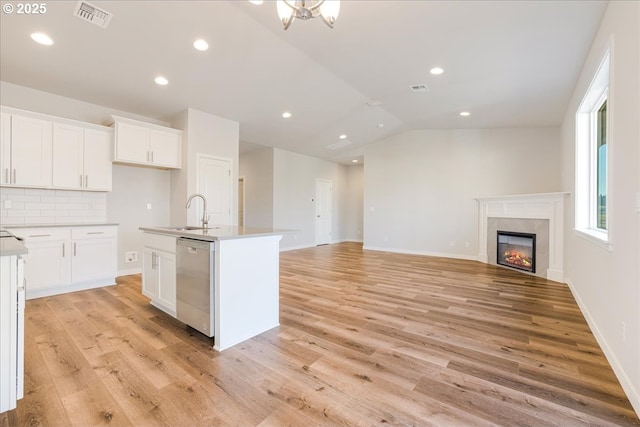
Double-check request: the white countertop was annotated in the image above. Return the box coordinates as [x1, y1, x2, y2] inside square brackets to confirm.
[0, 230, 28, 256]
[4, 223, 118, 229]
[139, 225, 291, 241]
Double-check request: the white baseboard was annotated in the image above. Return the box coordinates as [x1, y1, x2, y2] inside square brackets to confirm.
[565, 278, 640, 417]
[363, 245, 478, 261]
[279, 243, 316, 252]
[118, 267, 142, 277]
[26, 277, 116, 300]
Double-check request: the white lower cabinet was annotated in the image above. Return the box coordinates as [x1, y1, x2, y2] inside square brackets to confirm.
[142, 233, 176, 316]
[12, 226, 117, 299]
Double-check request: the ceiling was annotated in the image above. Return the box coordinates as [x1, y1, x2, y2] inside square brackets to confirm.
[0, 1, 607, 164]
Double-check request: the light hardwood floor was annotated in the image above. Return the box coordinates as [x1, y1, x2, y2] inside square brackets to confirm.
[2, 242, 639, 426]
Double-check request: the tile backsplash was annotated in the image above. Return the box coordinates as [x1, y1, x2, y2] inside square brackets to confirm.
[0, 187, 107, 226]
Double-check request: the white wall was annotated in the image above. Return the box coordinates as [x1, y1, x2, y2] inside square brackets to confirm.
[107, 165, 170, 274]
[272, 148, 346, 250]
[170, 108, 239, 227]
[239, 147, 274, 228]
[560, 1, 640, 414]
[363, 128, 561, 258]
[1, 82, 173, 275]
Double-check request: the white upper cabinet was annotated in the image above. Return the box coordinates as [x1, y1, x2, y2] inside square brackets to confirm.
[2, 113, 52, 188]
[112, 115, 182, 169]
[52, 122, 112, 191]
[1, 106, 113, 192]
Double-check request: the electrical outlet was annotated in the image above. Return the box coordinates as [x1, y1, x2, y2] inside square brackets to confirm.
[3, 200, 11, 209]
[125, 251, 138, 263]
[146, 203, 152, 210]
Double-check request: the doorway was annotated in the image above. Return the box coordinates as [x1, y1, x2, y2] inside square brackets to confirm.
[315, 179, 332, 245]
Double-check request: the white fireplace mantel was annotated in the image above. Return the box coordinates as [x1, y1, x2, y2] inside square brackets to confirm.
[476, 192, 569, 282]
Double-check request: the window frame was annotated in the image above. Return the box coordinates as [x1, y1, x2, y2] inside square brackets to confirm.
[575, 47, 611, 251]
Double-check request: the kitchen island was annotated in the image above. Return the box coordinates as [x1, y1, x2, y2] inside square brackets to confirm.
[139, 225, 285, 351]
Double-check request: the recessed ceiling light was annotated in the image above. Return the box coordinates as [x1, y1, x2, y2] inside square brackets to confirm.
[155, 76, 169, 86]
[352, 159, 359, 163]
[339, 134, 347, 139]
[282, 112, 292, 118]
[193, 39, 209, 51]
[30, 32, 53, 46]
[460, 111, 471, 117]
[430, 67, 444, 75]
[249, 0, 264, 4]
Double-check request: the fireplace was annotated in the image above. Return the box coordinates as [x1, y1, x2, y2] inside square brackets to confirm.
[497, 231, 536, 273]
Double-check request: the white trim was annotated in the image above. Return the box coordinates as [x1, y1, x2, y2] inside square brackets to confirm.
[573, 228, 613, 252]
[363, 245, 478, 261]
[26, 277, 116, 300]
[565, 278, 640, 417]
[118, 267, 142, 277]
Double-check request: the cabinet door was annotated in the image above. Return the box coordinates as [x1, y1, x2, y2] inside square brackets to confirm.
[72, 237, 117, 283]
[142, 248, 159, 300]
[149, 130, 181, 168]
[157, 250, 176, 313]
[0, 113, 10, 185]
[10, 115, 52, 187]
[21, 237, 71, 293]
[83, 128, 112, 191]
[114, 122, 149, 164]
[52, 123, 84, 190]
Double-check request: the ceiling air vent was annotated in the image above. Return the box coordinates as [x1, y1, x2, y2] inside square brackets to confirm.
[73, 1, 112, 29]
[409, 84, 430, 93]
[326, 140, 353, 151]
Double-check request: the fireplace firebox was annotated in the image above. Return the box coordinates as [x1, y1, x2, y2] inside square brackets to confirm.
[497, 231, 536, 273]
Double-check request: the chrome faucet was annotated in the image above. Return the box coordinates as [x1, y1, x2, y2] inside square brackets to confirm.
[185, 193, 209, 229]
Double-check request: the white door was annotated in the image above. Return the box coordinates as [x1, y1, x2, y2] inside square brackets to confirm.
[10, 115, 52, 187]
[197, 155, 232, 226]
[83, 128, 112, 191]
[315, 179, 332, 245]
[0, 113, 11, 185]
[52, 123, 84, 190]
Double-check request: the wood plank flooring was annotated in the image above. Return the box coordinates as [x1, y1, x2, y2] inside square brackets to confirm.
[2, 242, 639, 426]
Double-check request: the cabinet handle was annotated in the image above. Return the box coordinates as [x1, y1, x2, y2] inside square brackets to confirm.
[85, 175, 88, 188]
[62, 242, 65, 257]
[28, 234, 51, 238]
[151, 151, 154, 163]
[12, 169, 16, 184]
[87, 231, 104, 235]
[73, 242, 77, 256]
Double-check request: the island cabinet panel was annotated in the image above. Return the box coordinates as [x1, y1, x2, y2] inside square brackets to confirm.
[142, 233, 177, 316]
[214, 234, 282, 351]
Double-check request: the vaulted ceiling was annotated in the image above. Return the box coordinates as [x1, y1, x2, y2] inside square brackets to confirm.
[0, 1, 607, 163]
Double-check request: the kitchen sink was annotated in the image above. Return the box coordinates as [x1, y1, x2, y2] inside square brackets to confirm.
[162, 226, 220, 231]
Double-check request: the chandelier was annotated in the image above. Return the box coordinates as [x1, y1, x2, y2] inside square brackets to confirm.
[276, 0, 341, 30]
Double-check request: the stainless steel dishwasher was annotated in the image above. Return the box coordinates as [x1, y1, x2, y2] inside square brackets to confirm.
[176, 237, 215, 337]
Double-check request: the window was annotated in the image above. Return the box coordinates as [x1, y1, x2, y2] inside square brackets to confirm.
[575, 48, 610, 247]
